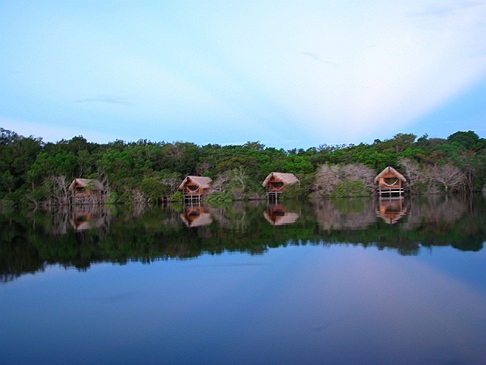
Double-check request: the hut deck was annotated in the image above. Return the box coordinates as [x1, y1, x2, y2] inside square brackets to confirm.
[377, 187, 404, 196]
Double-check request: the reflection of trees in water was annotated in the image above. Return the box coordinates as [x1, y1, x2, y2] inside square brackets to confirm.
[313, 198, 377, 230]
[2, 196, 486, 282]
[313, 195, 473, 231]
[209, 201, 262, 232]
[37, 204, 112, 235]
[404, 195, 468, 229]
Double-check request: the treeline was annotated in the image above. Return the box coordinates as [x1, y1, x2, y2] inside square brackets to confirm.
[1, 128, 486, 207]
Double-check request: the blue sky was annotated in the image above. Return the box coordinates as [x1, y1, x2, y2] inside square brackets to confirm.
[1, 0, 485, 149]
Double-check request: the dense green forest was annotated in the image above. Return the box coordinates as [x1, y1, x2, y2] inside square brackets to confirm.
[1, 127, 486, 207]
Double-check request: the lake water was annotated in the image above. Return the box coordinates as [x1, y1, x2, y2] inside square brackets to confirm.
[2, 195, 486, 364]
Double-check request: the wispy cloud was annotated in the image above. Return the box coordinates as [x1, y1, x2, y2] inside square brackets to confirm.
[302, 52, 337, 66]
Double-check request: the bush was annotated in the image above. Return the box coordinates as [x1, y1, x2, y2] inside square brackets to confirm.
[140, 177, 167, 203]
[105, 192, 119, 205]
[206, 191, 232, 203]
[280, 183, 305, 200]
[170, 191, 183, 202]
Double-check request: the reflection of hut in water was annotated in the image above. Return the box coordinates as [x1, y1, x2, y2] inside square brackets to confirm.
[264, 204, 299, 226]
[70, 205, 107, 231]
[69, 178, 105, 205]
[179, 176, 212, 204]
[180, 206, 213, 227]
[374, 167, 406, 197]
[262, 172, 299, 201]
[376, 197, 408, 224]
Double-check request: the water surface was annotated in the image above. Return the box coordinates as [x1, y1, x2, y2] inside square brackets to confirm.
[1, 195, 486, 364]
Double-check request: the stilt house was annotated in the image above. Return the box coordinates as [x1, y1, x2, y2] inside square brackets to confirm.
[262, 172, 299, 199]
[178, 176, 212, 203]
[374, 167, 406, 196]
[69, 178, 105, 205]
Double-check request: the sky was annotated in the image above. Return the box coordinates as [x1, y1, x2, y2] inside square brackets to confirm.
[1, 0, 486, 149]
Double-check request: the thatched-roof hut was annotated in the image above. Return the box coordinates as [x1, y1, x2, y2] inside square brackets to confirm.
[262, 172, 299, 196]
[69, 178, 105, 205]
[374, 167, 406, 196]
[179, 176, 212, 202]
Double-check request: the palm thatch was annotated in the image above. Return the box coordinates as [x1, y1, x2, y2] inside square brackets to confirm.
[373, 167, 406, 183]
[68, 178, 104, 191]
[262, 172, 299, 187]
[178, 176, 212, 190]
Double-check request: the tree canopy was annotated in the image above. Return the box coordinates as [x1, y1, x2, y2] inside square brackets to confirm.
[1, 127, 485, 207]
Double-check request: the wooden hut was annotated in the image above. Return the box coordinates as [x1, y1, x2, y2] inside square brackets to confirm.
[178, 176, 212, 203]
[374, 167, 406, 196]
[262, 172, 299, 200]
[69, 178, 105, 205]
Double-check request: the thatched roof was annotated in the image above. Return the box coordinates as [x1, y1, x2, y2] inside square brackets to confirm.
[262, 172, 299, 187]
[68, 178, 104, 191]
[373, 166, 406, 183]
[178, 176, 212, 190]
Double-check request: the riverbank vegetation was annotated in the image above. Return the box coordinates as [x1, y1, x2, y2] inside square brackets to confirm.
[1, 128, 485, 207]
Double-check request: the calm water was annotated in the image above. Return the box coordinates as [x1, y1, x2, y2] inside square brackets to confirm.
[1, 195, 486, 364]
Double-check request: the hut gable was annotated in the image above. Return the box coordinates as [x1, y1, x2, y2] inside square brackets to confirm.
[373, 167, 406, 184]
[179, 176, 212, 197]
[262, 172, 299, 192]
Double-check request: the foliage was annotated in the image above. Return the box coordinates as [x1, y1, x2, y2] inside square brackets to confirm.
[170, 191, 183, 202]
[140, 177, 167, 203]
[1, 127, 486, 207]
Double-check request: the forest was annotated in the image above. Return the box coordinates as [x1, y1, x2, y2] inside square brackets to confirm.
[1, 127, 486, 208]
